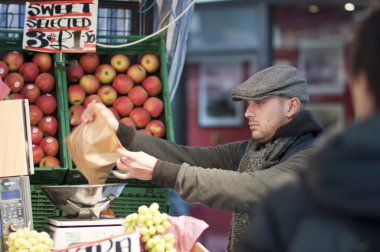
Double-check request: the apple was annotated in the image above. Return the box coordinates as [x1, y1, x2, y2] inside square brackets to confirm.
[69, 104, 85, 126]
[112, 74, 134, 95]
[68, 84, 86, 105]
[79, 74, 100, 94]
[129, 107, 151, 128]
[97, 85, 117, 106]
[39, 156, 60, 168]
[95, 64, 117, 84]
[113, 96, 134, 117]
[3, 51, 24, 72]
[35, 94, 57, 115]
[21, 84, 41, 103]
[127, 64, 146, 83]
[18, 62, 39, 83]
[31, 126, 43, 144]
[120, 117, 136, 129]
[9, 93, 23, 100]
[128, 86, 148, 106]
[143, 97, 164, 118]
[146, 119, 166, 138]
[79, 53, 100, 73]
[29, 105, 43, 125]
[38, 116, 58, 136]
[4, 72, 24, 93]
[35, 72, 55, 93]
[83, 94, 102, 107]
[67, 64, 84, 83]
[142, 76, 162, 96]
[32, 144, 44, 165]
[32, 52, 53, 73]
[138, 129, 152, 136]
[110, 54, 130, 72]
[109, 107, 120, 120]
[0, 61, 8, 79]
[40, 136, 59, 156]
[140, 54, 160, 73]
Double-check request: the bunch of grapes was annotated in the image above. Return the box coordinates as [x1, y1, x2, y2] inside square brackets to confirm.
[124, 203, 176, 252]
[7, 227, 54, 252]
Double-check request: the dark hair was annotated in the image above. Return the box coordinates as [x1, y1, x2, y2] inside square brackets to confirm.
[349, 9, 380, 109]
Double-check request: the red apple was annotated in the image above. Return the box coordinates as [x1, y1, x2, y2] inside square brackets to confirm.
[126, 64, 146, 83]
[69, 104, 85, 126]
[95, 64, 116, 84]
[39, 156, 60, 168]
[0, 61, 8, 79]
[140, 54, 160, 73]
[35, 94, 57, 115]
[79, 53, 100, 73]
[128, 86, 148, 106]
[40, 136, 59, 156]
[112, 74, 134, 95]
[143, 97, 164, 118]
[129, 107, 151, 128]
[146, 119, 166, 138]
[109, 107, 120, 120]
[120, 117, 136, 129]
[79, 74, 100, 94]
[35, 73, 55, 93]
[138, 129, 152, 136]
[83, 94, 103, 107]
[29, 105, 43, 125]
[32, 52, 53, 73]
[113, 96, 134, 117]
[32, 144, 44, 165]
[4, 72, 24, 93]
[97, 85, 117, 106]
[68, 84, 86, 105]
[21, 84, 41, 103]
[3, 51, 24, 72]
[31, 126, 43, 144]
[67, 64, 84, 83]
[9, 93, 23, 100]
[38, 116, 58, 136]
[142, 76, 162, 96]
[110, 54, 130, 73]
[18, 62, 39, 83]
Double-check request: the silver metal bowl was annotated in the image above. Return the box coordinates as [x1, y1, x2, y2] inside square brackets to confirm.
[41, 183, 126, 219]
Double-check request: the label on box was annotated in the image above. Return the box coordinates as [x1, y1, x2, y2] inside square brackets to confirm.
[53, 232, 140, 252]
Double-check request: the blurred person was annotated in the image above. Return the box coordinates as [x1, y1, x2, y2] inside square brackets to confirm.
[81, 65, 323, 251]
[241, 9, 380, 252]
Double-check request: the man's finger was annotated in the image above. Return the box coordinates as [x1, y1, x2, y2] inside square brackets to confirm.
[112, 170, 131, 180]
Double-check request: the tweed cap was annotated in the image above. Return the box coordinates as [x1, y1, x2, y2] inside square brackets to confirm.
[231, 65, 309, 102]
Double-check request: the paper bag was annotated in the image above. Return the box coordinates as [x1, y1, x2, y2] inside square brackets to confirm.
[66, 103, 122, 184]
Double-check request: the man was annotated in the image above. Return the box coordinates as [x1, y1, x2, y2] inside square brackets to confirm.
[81, 65, 323, 251]
[241, 9, 380, 252]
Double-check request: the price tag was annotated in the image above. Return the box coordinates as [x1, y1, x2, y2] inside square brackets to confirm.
[23, 0, 98, 53]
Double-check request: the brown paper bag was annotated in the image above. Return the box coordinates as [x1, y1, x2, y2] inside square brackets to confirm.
[66, 103, 122, 184]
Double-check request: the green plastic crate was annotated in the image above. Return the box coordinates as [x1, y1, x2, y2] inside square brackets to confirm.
[0, 29, 69, 184]
[111, 186, 170, 217]
[61, 35, 174, 186]
[30, 185, 62, 232]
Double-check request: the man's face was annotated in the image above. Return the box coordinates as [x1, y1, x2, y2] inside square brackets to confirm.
[245, 96, 291, 145]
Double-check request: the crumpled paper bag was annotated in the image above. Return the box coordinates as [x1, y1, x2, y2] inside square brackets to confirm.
[66, 102, 122, 184]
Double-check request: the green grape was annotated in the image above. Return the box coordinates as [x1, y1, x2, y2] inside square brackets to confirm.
[162, 220, 171, 229]
[153, 215, 162, 225]
[164, 233, 175, 243]
[146, 219, 154, 227]
[138, 205, 149, 215]
[150, 203, 160, 211]
[154, 243, 165, 252]
[165, 242, 174, 250]
[140, 227, 149, 236]
[148, 226, 157, 235]
[156, 225, 165, 234]
[141, 234, 151, 243]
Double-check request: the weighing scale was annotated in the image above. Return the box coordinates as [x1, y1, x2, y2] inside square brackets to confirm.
[41, 183, 127, 250]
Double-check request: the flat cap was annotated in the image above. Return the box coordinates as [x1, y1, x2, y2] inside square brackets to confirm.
[231, 65, 309, 103]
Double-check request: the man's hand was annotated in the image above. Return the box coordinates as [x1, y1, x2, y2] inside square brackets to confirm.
[81, 103, 119, 131]
[113, 148, 158, 181]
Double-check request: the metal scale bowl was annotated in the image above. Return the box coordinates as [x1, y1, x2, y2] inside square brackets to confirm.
[41, 183, 127, 249]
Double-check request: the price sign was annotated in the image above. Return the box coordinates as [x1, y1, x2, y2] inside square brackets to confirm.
[23, 0, 98, 53]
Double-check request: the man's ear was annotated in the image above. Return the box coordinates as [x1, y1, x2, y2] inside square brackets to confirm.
[286, 98, 301, 117]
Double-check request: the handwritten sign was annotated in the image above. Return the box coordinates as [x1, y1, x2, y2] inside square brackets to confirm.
[23, 0, 98, 53]
[53, 232, 141, 252]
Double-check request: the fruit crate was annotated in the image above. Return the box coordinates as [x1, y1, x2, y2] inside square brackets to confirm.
[60, 34, 175, 186]
[111, 186, 170, 217]
[0, 29, 69, 184]
[30, 185, 62, 232]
